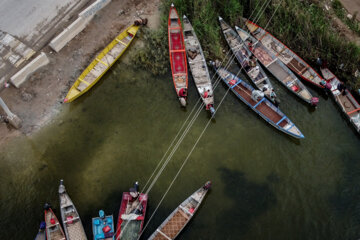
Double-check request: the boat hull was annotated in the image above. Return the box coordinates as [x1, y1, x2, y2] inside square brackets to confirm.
[59, 181, 87, 240]
[236, 26, 315, 105]
[214, 66, 304, 138]
[244, 18, 324, 89]
[183, 15, 214, 113]
[44, 208, 66, 240]
[64, 25, 139, 103]
[148, 181, 211, 240]
[320, 68, 360, 133]
[168, 4, 188, 104]
[219, 17, 277, 104]
[115, 192, 148, 240]
[92, 212, 115, 240]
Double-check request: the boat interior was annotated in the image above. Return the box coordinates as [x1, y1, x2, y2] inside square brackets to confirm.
[251, 25, 322, 85]
[76, 34, 131, 92]
[218, 68, 291, 128]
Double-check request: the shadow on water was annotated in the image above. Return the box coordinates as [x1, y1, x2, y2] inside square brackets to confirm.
[329, 155, 360, 239]
[214, 167, 277, 238]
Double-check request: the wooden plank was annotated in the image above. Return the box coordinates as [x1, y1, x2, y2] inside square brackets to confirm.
[156, 229, 172, 240]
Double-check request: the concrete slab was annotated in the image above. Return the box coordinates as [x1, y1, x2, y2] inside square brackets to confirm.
[0, 0, 80, 42]
[79, 0, 111, 19]
[10, 52, 49, 88]
[49, 17, 90, 52]
[49, 0, 112, 52]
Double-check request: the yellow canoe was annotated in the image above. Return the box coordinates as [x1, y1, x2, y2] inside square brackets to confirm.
[64, 25, 139, 103]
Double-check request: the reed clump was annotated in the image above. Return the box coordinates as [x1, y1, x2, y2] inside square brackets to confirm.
[132, 0, 360, 89]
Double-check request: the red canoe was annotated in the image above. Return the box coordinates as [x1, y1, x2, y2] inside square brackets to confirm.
[168, 3, 188, 106]
[44, 205, 66, 240]
[115, 192, 148, 240]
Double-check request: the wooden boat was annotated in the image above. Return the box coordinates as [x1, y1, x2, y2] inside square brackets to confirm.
[148, 181, 211, 240]
[92, 210, 115, 240]
[244, 19, 325, 89]
[183, 15, 215, 115]
[235, 26, 318, 106]
[320, 68, 360, 133]
[44, 204, 66, 240]
[218, 17, 278, 104]
[115, 183, 148, 240]
[168, 3, 188, 107]
[59, 179, 87, 240]
[212, 64, 304, 138]
[34, 221, 46, 240]
[64, 24, 140, 103]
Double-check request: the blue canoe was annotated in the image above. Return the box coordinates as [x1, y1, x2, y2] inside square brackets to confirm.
[34, 222, 46, 240]
[213, 65, 304, 138]
[92, 210, 115, 240]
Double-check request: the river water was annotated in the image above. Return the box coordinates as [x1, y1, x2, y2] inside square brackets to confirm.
[0, 47, 359, 239]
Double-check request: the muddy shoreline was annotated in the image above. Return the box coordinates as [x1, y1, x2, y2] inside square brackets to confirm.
[0, 0, 161, 146]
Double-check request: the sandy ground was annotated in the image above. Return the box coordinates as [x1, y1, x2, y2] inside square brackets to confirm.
[331, 0, 360, 46]
[339, 0, 360, 21]
[0, 0, 161, 146]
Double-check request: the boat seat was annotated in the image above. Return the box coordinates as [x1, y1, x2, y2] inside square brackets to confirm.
[64, 216, 79, 223]
[65, 208, 75, 214]
[178, 209, 190, 219]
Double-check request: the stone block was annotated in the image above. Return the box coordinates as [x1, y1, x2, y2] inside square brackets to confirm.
[10, 52, 49, 88]
[49, 17, 90, 52]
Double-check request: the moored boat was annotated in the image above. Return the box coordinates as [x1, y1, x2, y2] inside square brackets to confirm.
[212, 63, 304, 138]
[320, 68, 360, 133]
[64, 24, 141, 103]
[58, 179, 87, 240]
[183, 15, 215, 115]
[148, 181, 211, 240]
[168, 3, 188, 107]
[115, 182, 148, 240]
[219, 17, 278, 104]
[92, 210, 115, 240]
[44, 204, 66, 240]
[34, 221, 46, 240]
[243, 18, 325, 89]
[235, 26, 318, 106]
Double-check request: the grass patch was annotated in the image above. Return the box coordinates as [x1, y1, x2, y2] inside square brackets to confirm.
[132, 0, 360, 89]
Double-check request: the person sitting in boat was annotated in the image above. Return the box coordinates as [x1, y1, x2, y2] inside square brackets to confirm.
[337, 82, 347, 96]
[178, 88, 187, 98]
[249, 55, 257, 68]
[178, 88, 187, 106]
[270, 89, 277, 101]
[248, 40, 254, 51]
[229, 79, 237, 86]
[243, 59, 251, 72]
[130, 181, 140, 199]
[251, 89, 264, 102]
[203, 89, 211, 98]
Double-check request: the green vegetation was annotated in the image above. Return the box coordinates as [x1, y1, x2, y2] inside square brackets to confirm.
[132, 0, 360, 89]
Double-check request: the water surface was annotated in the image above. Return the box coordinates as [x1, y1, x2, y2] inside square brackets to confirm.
[0, 48, 360, 240]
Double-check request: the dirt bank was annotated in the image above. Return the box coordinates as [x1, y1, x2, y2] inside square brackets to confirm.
[0, 0, 161, 146]
[339, 0, 360, 21]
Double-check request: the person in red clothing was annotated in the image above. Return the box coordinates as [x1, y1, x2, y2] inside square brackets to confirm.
[178, 88, 187, 97]
[203, 89, 211, 98]
[248, 40, 253, 51]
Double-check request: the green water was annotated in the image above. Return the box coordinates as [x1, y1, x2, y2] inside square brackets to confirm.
[0, 48, 360, 240]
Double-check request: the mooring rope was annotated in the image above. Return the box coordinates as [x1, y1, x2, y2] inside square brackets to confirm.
[121, 0, 283, 237]
[136, 1, 285, 238]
